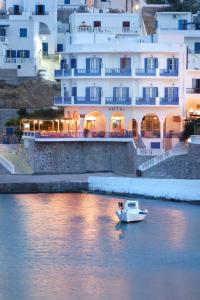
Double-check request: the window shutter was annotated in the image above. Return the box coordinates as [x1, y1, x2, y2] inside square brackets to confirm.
[86, 87, 90, 99]
[175, 58, 179, 71]
[71, 58, 77, 69]
[155, 87, 158, 97]
[143, 87, 146, 98]
[125, 87, 129, 99]
[173, 87, 178, 99]
[113, 87, 117, 100]
[153, 58, 158, 69]
[167, 58, 170, 70]
[72, 87, 77, 98]
[86, 58, 90, 70]
[165, 87, 168, 99]
[144, 58, 148, 71]
[60, 59, 66, 69]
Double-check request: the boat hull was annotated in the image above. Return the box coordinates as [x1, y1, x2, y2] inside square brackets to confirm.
[116, 210, 146, 223]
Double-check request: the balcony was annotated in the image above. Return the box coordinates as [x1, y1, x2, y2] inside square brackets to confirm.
[105, 97, 132, 105]
[135, 69, 156, 76]
[186, 88, 200, 94]
[105, 68, 132, 76]
[74, 97, 101, 105]
[136, 98, 156, 105]
[54, 69, 72, 78]
[159, 69, 178, 76]
[32, 11, 49, 16]
[54, 96, 71, 106]
[74, 69, 101, 76]
[159, 98, 179, 105]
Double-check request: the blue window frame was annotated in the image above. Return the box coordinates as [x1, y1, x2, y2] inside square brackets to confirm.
[35, 5, 45, 15]
[6, 50, 16, 58]
[194, 42, 200, 54]
[178, 20, 188, 30]
[17, 50, 30, 58]
[65, 0, 70, 3]
[151, 142, 160, 149]
[57, 44, 63, 52]
[42, 43, 48, 56]
[20, 28, 27, 37]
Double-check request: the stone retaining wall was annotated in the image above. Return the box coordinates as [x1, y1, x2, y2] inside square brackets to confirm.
[142, 143, 200, 179]
[24, 140, 136, 175]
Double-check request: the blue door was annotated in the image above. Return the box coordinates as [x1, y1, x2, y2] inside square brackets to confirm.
[42, 43, 48, 56]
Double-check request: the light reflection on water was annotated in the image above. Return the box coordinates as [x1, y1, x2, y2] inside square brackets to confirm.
[0, 193, 200, 300]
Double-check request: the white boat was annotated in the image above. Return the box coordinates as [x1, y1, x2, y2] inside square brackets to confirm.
[116, 200, 148, 223]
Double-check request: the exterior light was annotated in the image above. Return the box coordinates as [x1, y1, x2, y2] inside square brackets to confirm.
[39, 121, 43, 124]
[34, 120, 38, 124]
[61, 120, 64, 123]
[135, 4, 139, 10]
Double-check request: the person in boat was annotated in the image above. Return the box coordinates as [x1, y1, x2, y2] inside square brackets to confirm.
[118, 202, 124, 211]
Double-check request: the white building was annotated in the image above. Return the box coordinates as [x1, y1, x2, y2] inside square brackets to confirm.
[0, 0, 58, 80]
[156, 11, 200, 119]
[51, 12, 185, 151]
[93, 0, 142, 12]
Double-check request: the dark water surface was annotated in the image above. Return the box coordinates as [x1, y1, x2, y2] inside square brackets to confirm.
[0, 193, 200, 300]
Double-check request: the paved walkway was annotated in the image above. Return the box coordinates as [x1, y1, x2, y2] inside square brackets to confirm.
[0, 173, 116, 184]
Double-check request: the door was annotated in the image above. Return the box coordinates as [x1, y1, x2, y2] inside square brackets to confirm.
[42, 43, 48, 56]
[71, 58, 77, 69]
[120, 57, 131, 70]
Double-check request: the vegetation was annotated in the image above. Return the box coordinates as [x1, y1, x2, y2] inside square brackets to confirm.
[180, 118, 200, 141]
[166, 0, 200, 13]
[146, 0, 200, 13]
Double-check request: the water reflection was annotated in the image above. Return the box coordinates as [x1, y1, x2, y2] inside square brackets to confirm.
[0, 193, 199, 300]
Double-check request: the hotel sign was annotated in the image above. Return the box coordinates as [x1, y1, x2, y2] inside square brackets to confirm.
[109, 107, 125, 111]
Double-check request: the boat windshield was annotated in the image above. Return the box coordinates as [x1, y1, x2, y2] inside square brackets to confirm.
[127, 203, 136, 209]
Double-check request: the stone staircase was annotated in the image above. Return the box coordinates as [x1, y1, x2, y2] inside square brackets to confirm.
[138, 146, 188, 173]
[0, 144, 33, 174]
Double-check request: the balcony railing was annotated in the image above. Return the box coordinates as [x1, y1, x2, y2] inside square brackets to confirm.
[54, 96, 71, 105]
[77, 26, 139, 35]
[105, 68, 132, 76]
[4, 58, 34, 63]
[54, 69, 72, 78]
[32, 11, 49, 16]
[159, 98, 179, 105]
[186, 88, 200, 94]
[136, 97, 156, 105]
[159, 69, 178, 76]
[105, 97, 132, 105]
[74, 97, 101, 104]
[74, 69, 101, 76]
[23, 131, 133, 139]
[135, 69, 156, 76]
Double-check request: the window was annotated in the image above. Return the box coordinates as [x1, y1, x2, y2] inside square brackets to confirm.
[94, 21, 101, 28]
[6, 50, 16, 58]
[178, 19, 188, 30]
[194, 43, 200, 54]
[35, 5, 45, 15]
[17, 50, 30, 58]
[57, 44, 63, 52]
[120, 57, 131, 69]
[122, 21, 130, 32]
[113, 87, 129, 99]
[0, 28, 6, 36]
[145, 57, 158, 71]
[20, 28, 27, 38]
[143, 87, 158, 99]
[167, 58, 179, 71]
[86, 87, 102, 100]
[13, 5, 20, 15]
[65, 0, 70, 3]
[165, 87, 179, 100]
